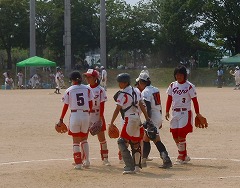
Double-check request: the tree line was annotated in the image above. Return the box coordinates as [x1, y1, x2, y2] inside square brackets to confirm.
[0, 0, 239, 70]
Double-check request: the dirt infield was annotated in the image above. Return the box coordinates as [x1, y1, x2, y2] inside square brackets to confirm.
[1, 87, 240, 188]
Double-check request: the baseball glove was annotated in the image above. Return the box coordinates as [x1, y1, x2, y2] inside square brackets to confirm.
[195, 115, 208, 128]
[55, 121, 68, 133]
[89, 120, 102, 136]
[108, 124, 120, 139]
[143, 120, 157, 140]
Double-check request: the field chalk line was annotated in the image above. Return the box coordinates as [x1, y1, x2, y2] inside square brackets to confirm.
[1, 156, 240, 181]
[1, 156, 240, 165]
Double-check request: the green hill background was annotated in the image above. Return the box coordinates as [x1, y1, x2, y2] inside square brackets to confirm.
[106, 67, 233, 88]
[1, 67, 235, 88]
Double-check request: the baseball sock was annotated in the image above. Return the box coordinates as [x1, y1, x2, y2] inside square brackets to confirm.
[100, 140, 108, 160]
[81, 140, 89, 162]
[155, 141, 167, 153]
[142, 141, 151, 159]
[177, 139, 187, 160]
[73, 143, 82, 164]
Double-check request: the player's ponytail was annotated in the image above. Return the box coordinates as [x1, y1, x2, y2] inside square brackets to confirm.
[96, 78, 100, 86]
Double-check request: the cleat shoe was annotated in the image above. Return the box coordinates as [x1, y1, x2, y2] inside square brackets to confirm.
[134, 166, 141, 173]
[174, 156, 191, 165]
[74, 164, 82, 170]
[82, 160, 90, 168]
[146, 157, 153, 161]
[161, 160, 173, 169]
[103, 158, 111, 166]
[122, 170, 136, 175]
[141, 158, 147, 168]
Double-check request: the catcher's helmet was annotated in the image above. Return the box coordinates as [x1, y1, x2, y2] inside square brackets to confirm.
[117, 73, 131, 83]
[174, 65, 187, 80]
[69, 71, 82, 83]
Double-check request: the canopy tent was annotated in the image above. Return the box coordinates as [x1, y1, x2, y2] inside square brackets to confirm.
[16, 56, 56, 67]
[220, 54, 240, 65]
[16, 56, 56, 88]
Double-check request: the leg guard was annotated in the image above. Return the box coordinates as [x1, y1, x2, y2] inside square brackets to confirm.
[160, 151, 172, 169]
[142, 141, 151, 159]
[155, 141, 172, 168]
[130, 141, 141, 168]
[155, 141, 167, 153]
[118, 138, 134, 171]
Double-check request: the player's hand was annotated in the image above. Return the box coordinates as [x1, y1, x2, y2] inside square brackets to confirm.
[165, 112, 170, 121]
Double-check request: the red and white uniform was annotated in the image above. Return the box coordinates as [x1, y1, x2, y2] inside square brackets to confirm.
[62, 84, 94, 137]
[116, 86, 143, 141]
[166, 81, 197, 135]
[142, 85, 162, 132]
[89, 84, 107, 131]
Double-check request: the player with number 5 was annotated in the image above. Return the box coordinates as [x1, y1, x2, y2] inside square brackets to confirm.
[57, 71, 94, 170]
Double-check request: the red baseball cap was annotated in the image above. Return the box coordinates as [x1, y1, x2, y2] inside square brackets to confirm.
[84, 69, 99, 77]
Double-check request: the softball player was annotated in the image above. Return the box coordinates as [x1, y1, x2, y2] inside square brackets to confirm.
[84, 69, 111, 166]
[137, 72, 172, 168]
[100, 66, 107, 91]
[54, 67, 61, 94]
[229, 66, 240, 90]
[17, 70, 24, 88]
[109, 73, 150, 174]
[165, 65, 204, 164]
[57, 71, 94, 169]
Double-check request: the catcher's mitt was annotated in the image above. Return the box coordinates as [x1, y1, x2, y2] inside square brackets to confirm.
[89, 120, 102, 136]
[108, 124, 120, 138]
[195, 115, 208, 128]
[55, 121, 68, 133]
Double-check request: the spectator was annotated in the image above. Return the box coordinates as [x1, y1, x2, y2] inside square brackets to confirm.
[17, 70, 24, 89]
[100, 66, 107, 91]
[217, 67, 224, 88]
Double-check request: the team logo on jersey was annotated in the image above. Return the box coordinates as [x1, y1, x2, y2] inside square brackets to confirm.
[173, 87, 188, 95]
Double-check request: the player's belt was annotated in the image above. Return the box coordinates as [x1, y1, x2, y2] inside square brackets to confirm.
[71, 109, 89, 112]
[173, 108, 187, 112]
[90, 109, 100, 113]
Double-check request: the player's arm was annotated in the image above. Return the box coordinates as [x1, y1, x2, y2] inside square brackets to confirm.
[165, 95, 172, 121]
[191, 97, 203, 117]
[59, 103, 69, 122]
[99, 101, 105, 117]
[143, 99, 152, 118]
[110, 104, 121, 126]
[139, 100, 150, 121]
[89, 100, 93, 112]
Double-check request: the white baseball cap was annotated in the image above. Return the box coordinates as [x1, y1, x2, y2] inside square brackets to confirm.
[236, 66, 239, 70]
[136, 72, 150, 82]
[100, 66, 104, 69]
